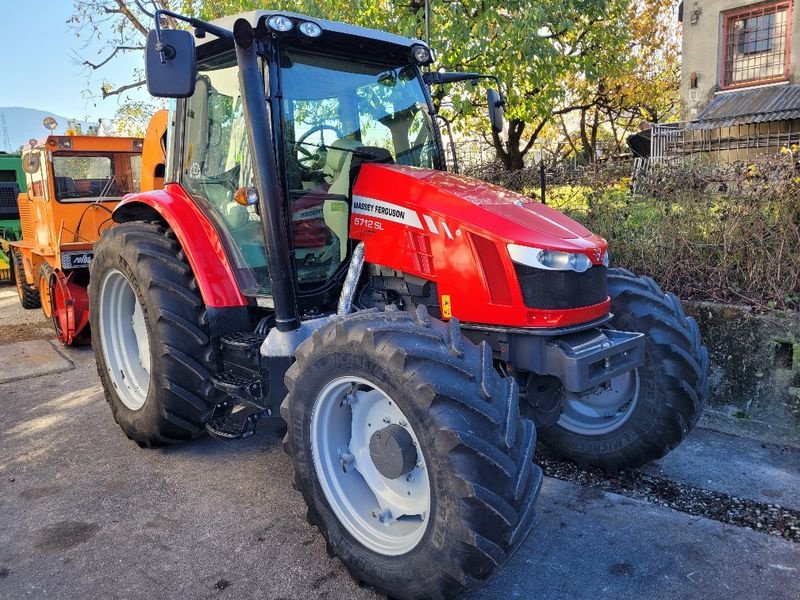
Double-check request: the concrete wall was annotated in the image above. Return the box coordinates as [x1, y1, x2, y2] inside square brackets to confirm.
[685, 301, 800, 438]
[681, 0, 800, 120]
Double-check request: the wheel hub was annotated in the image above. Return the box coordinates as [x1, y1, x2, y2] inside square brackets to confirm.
[557, 369, 640, 435]
[310, 376, 431, 556]
[98, 269, 151, 411]
[369, 424, 418, 480]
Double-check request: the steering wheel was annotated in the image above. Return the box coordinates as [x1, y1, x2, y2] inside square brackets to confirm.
[293, 124, 344, 171]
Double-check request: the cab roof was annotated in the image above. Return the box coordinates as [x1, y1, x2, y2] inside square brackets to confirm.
[27, 136, 143, 153]
[203, 10, 431, 63]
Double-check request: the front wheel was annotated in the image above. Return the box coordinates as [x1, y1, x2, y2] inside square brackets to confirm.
[540, 268, 709, 470]
[282, 308, 542, 599]
[11, 250, 40, 309]
[89, 221, 219, 447]
[39, 262, 54, 318]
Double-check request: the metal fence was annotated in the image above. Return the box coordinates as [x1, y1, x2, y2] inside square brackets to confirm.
[650, 119, 800, 163]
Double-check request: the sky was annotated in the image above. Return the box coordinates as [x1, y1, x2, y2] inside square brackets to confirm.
[0, 0, 149, 119]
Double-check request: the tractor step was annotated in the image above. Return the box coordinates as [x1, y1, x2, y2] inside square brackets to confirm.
[211, 370, 263, 402]
[205, 403, 267, 440]
[220, 331, 265, 373]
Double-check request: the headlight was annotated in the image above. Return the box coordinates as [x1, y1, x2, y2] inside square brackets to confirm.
[267, 15, 294, 32]
[298, 21, 322, 38]
[507, 243, 593, 273]
[412, 45, 432, 64]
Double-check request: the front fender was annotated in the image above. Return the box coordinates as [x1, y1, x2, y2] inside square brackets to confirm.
[114, 183, 247, 308]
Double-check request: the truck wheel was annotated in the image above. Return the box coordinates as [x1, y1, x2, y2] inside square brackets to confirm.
[39, 263, 54, 318]
[89, 221, 218, 447]
[11, 250, 41, 309]
[282, 307, 542, 599]
[540, 268, 709, 470]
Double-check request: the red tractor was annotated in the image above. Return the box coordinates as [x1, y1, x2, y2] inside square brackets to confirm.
[90, 11, 708, 599]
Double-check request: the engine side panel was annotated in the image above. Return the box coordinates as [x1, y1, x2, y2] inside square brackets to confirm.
[350, 164, 610, 328]
[113, 183, 247, 308]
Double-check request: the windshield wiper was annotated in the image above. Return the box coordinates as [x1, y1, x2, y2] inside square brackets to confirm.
[295, 140, 387, 160]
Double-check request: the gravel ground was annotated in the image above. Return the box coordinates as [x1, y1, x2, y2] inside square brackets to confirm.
[0, 286, 51, 343]
[537, 445, 800, 543]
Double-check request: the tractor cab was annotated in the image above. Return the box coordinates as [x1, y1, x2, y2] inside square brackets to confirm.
[160, 12, 444, 308]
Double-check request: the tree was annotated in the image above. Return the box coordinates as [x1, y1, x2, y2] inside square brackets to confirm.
[70, 0, 641, 169]
[557, 0, 681, 162]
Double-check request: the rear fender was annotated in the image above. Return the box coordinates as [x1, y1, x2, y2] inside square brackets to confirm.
[113, 183, 247, 308]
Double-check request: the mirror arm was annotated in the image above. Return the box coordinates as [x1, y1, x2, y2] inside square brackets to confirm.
[153, 9, 233, 63]
[424, 71, 506, 105]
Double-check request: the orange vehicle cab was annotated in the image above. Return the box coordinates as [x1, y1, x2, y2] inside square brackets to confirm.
[11, 134, 145, 344]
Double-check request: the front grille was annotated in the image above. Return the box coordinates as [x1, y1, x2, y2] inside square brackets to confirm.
[18, 201, 34, 241]
[0, 183, 19, 217]
[514, 264, 608, 310]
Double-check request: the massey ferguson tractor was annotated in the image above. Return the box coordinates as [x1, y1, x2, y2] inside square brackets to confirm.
[89, 10, 709, 599]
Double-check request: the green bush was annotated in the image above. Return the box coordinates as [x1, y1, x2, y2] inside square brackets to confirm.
[467, 157, 800, 310]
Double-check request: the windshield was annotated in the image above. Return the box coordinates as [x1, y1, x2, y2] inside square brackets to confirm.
[280, 49, 438, 285]
[281, 50, 437, 174]
[52, 153, 141, 202]
[177, 45, 440, 299]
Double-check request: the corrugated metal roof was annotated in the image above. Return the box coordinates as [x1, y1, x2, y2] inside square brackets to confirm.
[687, 84, 800, 130]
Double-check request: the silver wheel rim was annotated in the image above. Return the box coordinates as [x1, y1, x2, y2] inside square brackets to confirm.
[557, 370, 640, 436]
[310, 376, 431, 556]
[98, 269, 151, 411]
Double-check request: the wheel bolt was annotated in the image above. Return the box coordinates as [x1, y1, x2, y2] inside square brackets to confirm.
[406, 474, 415, 483]
[337, 447, 355, 473]
[377, 510, 395, 524]
[399, 419, 407, 427]
[383, 416, 391, 424]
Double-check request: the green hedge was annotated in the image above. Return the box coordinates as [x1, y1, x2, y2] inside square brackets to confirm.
[467, 158, 800, 310]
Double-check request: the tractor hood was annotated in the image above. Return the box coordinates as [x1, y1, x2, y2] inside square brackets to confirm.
[352, 164, 604, 251]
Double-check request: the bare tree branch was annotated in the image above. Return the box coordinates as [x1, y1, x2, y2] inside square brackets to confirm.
[84, 45, 144, 70]
[102, 80, 145, 98]
[113, 0, 148, 36]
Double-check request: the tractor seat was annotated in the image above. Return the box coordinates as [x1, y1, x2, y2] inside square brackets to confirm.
[54, 176, 79, 199]
[323, 138, 395, 197]
[323, 137, 363, 196]
[317, 139, 394, 262]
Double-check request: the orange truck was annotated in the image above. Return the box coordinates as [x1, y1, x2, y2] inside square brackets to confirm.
[9, 111, 167, 344]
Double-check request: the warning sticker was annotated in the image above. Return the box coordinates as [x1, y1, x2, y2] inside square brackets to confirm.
[352, 195, 423, 229]
[441, 294, 452, 319]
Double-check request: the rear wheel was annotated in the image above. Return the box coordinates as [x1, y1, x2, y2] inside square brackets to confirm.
[39, 262, 54, 318]
[282, 307, 542, 599]
[89, 221, 219, 447]
[11, 250, 40, 309]
[540, 268, 709, 470]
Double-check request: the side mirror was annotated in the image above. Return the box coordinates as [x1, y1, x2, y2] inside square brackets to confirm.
[487, 89, 505, 133]
[22, 152, 40, 174]
[145, 29, 197, 98]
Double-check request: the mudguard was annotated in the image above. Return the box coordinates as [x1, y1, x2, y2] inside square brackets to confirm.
[113, 183, 247, 308]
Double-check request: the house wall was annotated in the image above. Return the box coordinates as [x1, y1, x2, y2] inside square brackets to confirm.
[681, 0, 800, 120]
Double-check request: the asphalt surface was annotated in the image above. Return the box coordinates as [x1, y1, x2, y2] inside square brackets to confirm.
[1, 294, 798, 600]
